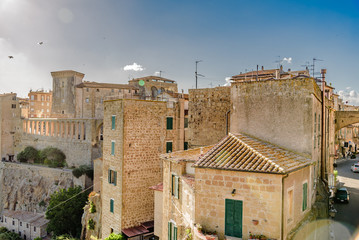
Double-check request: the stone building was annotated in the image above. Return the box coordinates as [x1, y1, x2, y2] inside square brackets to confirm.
[28, 90, 52, 118]
[129, 76, 178, 100]
[0, 93, 21, 161]
[0, 210, 49, 240]
[161, 133, 314, 240]
[187, 86, 231, 148]
[18, 98, 29, 119]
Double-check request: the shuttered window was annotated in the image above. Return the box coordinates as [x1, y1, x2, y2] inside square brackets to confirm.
[111, 141, 115, 155]
[111, 116, 116, 130]
[166, 142, 173, 153]
[110, 199, 114, 213]
[171, 174, 179, 199]
[108, 169, 117, 186]
[302, 182, 308, 211]
[167, 117, 173, 130]
[184, 142, 189, 150]
[225, 199, 242, 238]
[168, 222, 177, 240]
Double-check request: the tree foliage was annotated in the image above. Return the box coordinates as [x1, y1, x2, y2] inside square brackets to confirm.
[0, 228, 21, 240]
[40, 147, 66, 167]
[104, 233, 124, 240]
[72, 165, 93, 180]
[17, 146, 39, 163]
[46, 186, 88, 238]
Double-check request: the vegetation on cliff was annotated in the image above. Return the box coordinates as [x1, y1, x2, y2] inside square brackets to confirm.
[17, 146, 66, 167]
[45, 186, 88, 238]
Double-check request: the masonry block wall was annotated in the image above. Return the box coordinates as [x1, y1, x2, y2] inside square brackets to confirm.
[188, 87, 231, 148]
[231, 78, 322, 156]
[101, 99, 166, 238]
[195, 168, 282, 240]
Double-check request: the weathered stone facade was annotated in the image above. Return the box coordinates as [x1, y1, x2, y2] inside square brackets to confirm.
[101, 99, 167, 238]
[0, 162, 85, 213]
[51, 70, 85, 118]
[187, 87, 231, 148]
[81, 193, 102, 240]
[28, 90, 52, 118]
[0, 93, 21, 160]
[129, 76, 178, 100]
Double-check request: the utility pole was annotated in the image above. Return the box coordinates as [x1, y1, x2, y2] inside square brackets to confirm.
[195, 60, 204, 89]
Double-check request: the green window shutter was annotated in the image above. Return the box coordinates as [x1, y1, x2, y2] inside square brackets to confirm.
[110, 199, 114, 213]
[174, 226, 177, 240]
[111, 141, 115, 155]
[111, 116, 116, 130]
[167, 117, 173, 130]
[184, 118, 188, 128]
[108, 169, 111, 183]
[114, 171, 117, 186]
[302, 183, 308, 211]
[168, 222, 172, 240]
[175, 176, 179, 199]
[166, 142, 173, 153]
[171, 175, 174, 196]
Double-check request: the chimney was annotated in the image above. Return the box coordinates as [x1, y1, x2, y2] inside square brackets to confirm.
[280, 65, 283, 72]
[288, 68, 291, 72]
[261, 66, 264, 71]
[321, 69, 327, 82]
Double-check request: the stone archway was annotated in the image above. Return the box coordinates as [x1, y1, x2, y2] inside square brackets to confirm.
[335, 111, 359, 131]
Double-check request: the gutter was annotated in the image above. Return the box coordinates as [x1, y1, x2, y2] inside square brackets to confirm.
[281, 173, 289, 240]
[225, 110, 230, 135]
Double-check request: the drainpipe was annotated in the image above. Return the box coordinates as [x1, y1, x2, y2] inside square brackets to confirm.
[225, 110, 230, 135]
[321, 69, 327, 182]
[281, 174, 289, 240]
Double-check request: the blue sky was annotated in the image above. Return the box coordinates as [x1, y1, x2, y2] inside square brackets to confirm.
[1, 0, 359, 102]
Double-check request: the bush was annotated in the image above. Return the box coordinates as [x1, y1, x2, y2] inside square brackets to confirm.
[0, 231, 21, 240]
[52, 234, 78, 240]
[72, 165, 93, 180]
[72, 168, 83, 178]
[351, 154, 356, 159]
[34, 237, 42, 240]
[40, 147, 66, 168]
[104, 233, 124, 240]
[17, 146, 39, 163]
[0, 228, 7, 234]
[89, 201, 96, 213]
[87, 219, 95, 230]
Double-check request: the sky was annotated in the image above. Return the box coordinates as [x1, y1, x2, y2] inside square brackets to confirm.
[1, 0, 359, 103]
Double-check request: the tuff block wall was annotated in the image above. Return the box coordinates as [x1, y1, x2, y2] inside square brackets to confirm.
[187, 87, 231, 148]
[101, 99, 167, 238]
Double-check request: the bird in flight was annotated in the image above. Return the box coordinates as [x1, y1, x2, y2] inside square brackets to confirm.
[37, 41, 44, 45]
[8, 56, 14, 59]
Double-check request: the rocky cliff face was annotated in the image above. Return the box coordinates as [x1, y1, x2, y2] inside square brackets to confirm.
[0, 162, 85, 213]
[81, 193, 102, 240]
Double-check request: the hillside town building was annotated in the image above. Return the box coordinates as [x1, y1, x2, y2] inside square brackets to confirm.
[28, 90, 52, 118]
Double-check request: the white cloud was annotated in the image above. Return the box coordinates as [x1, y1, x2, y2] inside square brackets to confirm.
[282, 57, 292, 64]
[123, 62, 144, 71]
[338, 88, 359, 105]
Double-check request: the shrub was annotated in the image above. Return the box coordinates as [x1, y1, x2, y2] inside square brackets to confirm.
[89, 201, 96, 213]
[104, 233, 124, 240]
[72, 168, 83, 178]
[39, 200, 46, 207]
[0, 228, 7, 234]
[72, 165, 93, 180]
[34, 237, 42, 240]
[87, 219, 95, 230]
[17, 146, 39, 163]
[40, 147, 66, 168]
[351, 154, 356, 159]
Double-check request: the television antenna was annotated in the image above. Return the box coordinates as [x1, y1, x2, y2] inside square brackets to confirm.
[195, 60, 205, 89]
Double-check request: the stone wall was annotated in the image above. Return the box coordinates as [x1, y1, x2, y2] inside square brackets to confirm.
[81, 193, 102, 240]
[101, 99, 167, 238]
[231, 78, 321, 156]
[0, 162, 84, 213]
[187, 87, 231, 148]
[195, 168, 283, 240]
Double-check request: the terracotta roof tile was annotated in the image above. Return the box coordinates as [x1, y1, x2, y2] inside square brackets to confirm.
[149, 183, 163, 191]
[193, 133, 313, 174]
[76, 82, 138, 90]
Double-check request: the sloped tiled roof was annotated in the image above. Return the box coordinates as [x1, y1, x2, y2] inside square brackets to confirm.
[131, 75, 176, 83]
[194, 133, 313, 174]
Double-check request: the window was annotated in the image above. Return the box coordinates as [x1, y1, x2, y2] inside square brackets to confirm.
[184, 118, 188, 128]
[108, 169, 117, 186]
[110, 199, 114, 213]
[12, 96, 16, 100]
[4, 218, 6, 223]
[47, 103, 49, 106]
[302, 182, 308, 211]
[62, 82, 64, 87]
[85, 98, 89, 103]
[167, 117, 173, 130]
[168, 222, 177, 240]
[128, 90, 131, 93]
[287, 189, 293, 222]
[12, 220, 15, 225]
[111, 116, 116, 130]
[31, 102, 34, 106]
[20, 222, 22, 226]
[111, 141, 115, 155]
[171, 174, 179, 199]
[41, 102, 44, 106]
[96, 89, 100, 92]
[111, 89, 114, 92]
[26, 224, 28, 228]
[86, 88, 89, 92]
[11, 104, 16, 108]
[184, 142, 189, 150]
[225, 199, 243, 238]
[31, 95, 34, 100]
[41, 96, 44, 101]
[34, 227, 36, 232]
[166, 142, 172, 153]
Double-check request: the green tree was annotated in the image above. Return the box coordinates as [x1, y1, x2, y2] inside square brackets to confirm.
[46, 186, 88, 238]
[104, 233, 124, 240]
[40, 147, 66, 167]
[0, 231, 22, 240]
[17, 146, 39, 163]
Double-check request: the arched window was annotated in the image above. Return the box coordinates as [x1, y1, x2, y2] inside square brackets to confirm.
[151, 86, 158, 97]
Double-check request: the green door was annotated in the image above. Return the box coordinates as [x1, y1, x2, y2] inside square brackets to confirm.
[225, 199, 242, 238]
